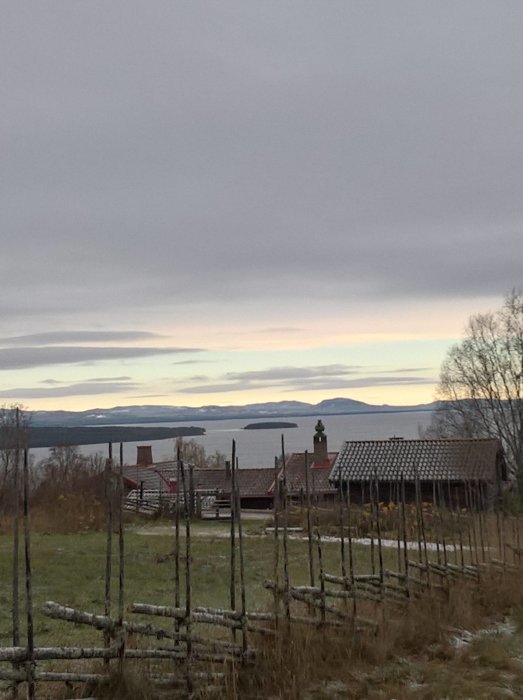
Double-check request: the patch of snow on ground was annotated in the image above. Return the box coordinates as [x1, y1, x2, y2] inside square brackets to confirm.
[450, 618, 516, 649]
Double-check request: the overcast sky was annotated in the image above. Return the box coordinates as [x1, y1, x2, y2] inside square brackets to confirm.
[1, 1, 522, 411]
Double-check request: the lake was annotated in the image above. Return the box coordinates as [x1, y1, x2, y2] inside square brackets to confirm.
[31, 410, 434, 468]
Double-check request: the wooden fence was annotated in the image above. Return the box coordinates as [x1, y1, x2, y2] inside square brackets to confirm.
[1, 438, 522, 699]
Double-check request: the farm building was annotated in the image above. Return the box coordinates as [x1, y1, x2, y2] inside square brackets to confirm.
[328, 437, 508, 505]
[278, 420, 338, 501]
[122, 452, 275, 513]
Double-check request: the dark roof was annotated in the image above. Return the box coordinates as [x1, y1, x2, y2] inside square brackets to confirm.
[192, 468, 275, 498]
[282, 452, 338, 495]
[122, 464, 178, 490]
[329, 438, 504, 483]
[122, 462, 275, 499]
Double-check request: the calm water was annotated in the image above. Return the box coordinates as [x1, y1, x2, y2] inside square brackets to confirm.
[31, 411, 434, 468]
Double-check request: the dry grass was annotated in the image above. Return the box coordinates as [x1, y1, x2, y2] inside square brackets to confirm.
[95, 664, 160, 700]
[0, 457, 110, 534]
[226, 570, 523, 700]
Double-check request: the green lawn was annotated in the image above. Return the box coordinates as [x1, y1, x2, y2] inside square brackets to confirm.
[0, 519, 398, 647]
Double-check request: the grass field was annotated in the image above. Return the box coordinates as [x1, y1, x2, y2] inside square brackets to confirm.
[1, 517, 523, 698]
[0, 518, 399, 648]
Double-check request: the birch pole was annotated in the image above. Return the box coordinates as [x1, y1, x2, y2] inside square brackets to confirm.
[174, 446, 181, 643]
[346, 481, 355, 584]
[415, 471, 430, 590]
[22, 448, 35, 700]
[234, 455, 248, 660]
[373, 473, 384, 586]
[337, 477, 348, 613]
[281, 434, 290, 623]
[272, 456, 280, 626]
[179, 461, 193, 694]
[395, 472, 403, 574]
[11, 409, 21, 700]
[103, 451, 113, 658]
[229, 440, 237, 624]
[400, 475, 409, 598]
[117, 444, 125, 668]
[304, 450, 315, 587]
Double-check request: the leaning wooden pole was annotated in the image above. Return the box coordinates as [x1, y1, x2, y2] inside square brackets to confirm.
[174, 446, 181, 643]
[337, 476, 349, 614]
[432, 480, 441, 565]
[316, 530, 326, 626]
[234, 454, 248, 660]
[466, 479, 479, 566]
[11, 408, 21, 700]
[179, 460, 193, 694]
[446, 478, 461, 568]
[373, 473, 384, 586]
[436, 482, 449, 571]
[453, 485, 465, 570]
[368, 479, 376, 576]
[229, 440, 237, 624]
[281, 434, 291, 623]
[22, 448, 35, 700]
[103, 450, 113, 658]
[272, 455, 281, 626]
[304, 450, 315, 587]
[346, 480, 357, 618]
[415, 470, 430, 590]
[395, 473, 403, 575]
[117, 443, 125, 669]
[400, 474, 409, 598]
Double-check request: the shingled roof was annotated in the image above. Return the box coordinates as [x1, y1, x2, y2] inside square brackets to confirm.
[192, 467, 275, 498]
[329, 438, 505, 483]
[283, 452, 338, 495]
[123, 464, 178, 491]
[123, 462, 275, 499]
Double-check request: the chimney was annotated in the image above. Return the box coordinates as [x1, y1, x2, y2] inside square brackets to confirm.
[313, 419, 328, 464]
[136, 445, 153, 466]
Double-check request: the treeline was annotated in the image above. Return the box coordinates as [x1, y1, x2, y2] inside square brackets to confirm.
[13, 425, 205, 449]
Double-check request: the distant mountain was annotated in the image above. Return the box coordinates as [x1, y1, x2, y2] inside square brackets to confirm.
[30, 398, 436, 427]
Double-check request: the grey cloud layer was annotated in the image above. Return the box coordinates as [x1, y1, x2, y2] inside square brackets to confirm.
[1, 1, 522, 329]
[1, 331, 166, 346]
[180, 364, 434, 394]
[0, 346, 202, 370]
[0, 381, 139, 399]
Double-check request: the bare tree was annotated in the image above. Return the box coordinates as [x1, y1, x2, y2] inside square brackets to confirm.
[175, 437, 226, 468]
[39, 445, 90, 481]
[0, 405, 30, 512]
[425, 290, 523, 483]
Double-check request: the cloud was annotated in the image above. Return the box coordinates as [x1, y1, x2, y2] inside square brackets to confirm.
[172, 359, 216, 366]
[0, 331, 167, 346]
[0, 381, 139, 399]
[225, 365, 362, 382]
[40, 375, 133, 385]
[0, 346, 203, 370]
[179, 363, 435, 394]
[85, 375, 133, 382]
[281, 376, 436, 392]
[253, 327, 304, 335]
[0, 2, 520, 415]
[1, 1, 522, 334]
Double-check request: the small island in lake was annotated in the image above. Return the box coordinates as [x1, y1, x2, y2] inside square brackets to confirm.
[243, 421, 298, 430]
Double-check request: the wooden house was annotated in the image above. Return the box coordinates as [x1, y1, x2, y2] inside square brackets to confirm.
[328, 437, 507, 506]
